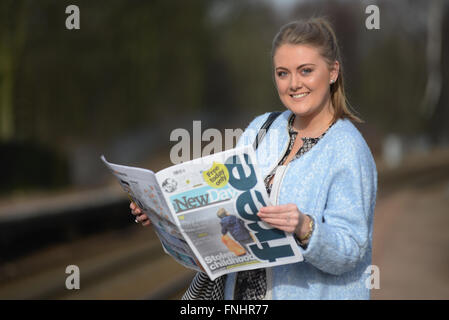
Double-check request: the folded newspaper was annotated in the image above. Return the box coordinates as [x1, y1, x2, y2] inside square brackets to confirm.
[101, 146, 303, 280]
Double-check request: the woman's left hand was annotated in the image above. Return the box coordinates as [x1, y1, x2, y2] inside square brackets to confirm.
[257, 203, 309, 236]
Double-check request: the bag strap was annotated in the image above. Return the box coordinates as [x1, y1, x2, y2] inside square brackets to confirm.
[252, 111, 282, 150]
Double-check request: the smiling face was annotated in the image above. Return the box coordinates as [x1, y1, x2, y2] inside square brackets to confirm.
[273, 44, 339, 125]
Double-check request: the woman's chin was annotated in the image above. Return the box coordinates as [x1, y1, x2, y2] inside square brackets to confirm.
[285, 105, 313, 117]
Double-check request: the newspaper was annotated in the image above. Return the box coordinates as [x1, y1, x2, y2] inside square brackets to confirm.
[101, 145, 303, 280]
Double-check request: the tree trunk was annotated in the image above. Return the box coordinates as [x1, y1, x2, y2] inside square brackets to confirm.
[0, 47, 14, 141]
[421, 0, 444, 118]
[0, 0, 30, 141]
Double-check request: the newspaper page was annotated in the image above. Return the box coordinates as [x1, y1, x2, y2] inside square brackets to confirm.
[155, 146, 303, 280]
[101, 156, 203, 272]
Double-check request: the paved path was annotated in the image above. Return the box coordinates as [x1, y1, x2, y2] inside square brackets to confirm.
[371, 178, 449, 299]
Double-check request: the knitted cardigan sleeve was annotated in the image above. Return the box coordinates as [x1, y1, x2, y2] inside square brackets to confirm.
[300, 130, 378, 275]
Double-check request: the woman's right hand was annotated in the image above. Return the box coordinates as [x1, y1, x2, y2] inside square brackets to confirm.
[130, 202, 151, 227]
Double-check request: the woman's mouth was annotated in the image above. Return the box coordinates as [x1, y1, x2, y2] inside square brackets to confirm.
[290, 92, 309, 99]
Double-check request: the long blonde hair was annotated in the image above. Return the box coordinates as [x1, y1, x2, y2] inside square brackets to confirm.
[271, 17, 363, 124]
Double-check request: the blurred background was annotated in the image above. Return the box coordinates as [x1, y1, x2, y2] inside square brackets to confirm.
[0, 0, 448, 299]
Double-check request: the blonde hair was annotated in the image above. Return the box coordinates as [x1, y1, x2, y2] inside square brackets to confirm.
[216, 208, 228, 218]
[271, 17, 363, 124]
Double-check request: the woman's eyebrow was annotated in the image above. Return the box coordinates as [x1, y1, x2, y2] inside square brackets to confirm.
[297, 63, 316, 69]
[275, 63, 316, 70]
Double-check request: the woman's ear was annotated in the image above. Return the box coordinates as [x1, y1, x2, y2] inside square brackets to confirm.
[330, 60, 340, 83]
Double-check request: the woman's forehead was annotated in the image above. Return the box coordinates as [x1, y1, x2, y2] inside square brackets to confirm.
[273, 44, 324, 67]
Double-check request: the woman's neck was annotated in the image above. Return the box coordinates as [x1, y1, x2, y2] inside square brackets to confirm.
[292, 101, 335, 138]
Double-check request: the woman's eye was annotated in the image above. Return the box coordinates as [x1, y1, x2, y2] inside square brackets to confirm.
[277, 71, 287, 77]
[301, 68, 313, 75]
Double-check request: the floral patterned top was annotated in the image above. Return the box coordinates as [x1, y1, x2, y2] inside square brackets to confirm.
[265, 114, 335, 195]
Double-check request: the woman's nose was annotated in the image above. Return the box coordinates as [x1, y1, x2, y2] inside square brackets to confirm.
[290, 75, 302, 91]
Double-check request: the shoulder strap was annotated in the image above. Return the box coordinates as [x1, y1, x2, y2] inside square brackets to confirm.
[253, 111, 282, 150]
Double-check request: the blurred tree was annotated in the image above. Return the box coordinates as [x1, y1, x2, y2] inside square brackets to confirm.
[420, 0, 443, 119]
[355, 0, 448, 141]
[357, 34, 427, 134]
[206, 1, 279, 114]
[0, 0, 30, 141]
[13, 0, 213, 147]
[427, 2, 449, 143]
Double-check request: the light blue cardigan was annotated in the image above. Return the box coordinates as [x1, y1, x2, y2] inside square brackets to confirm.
[224, 110, 378, 300]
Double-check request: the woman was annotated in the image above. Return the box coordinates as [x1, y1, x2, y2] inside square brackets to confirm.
[132, 17, 378, 300]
